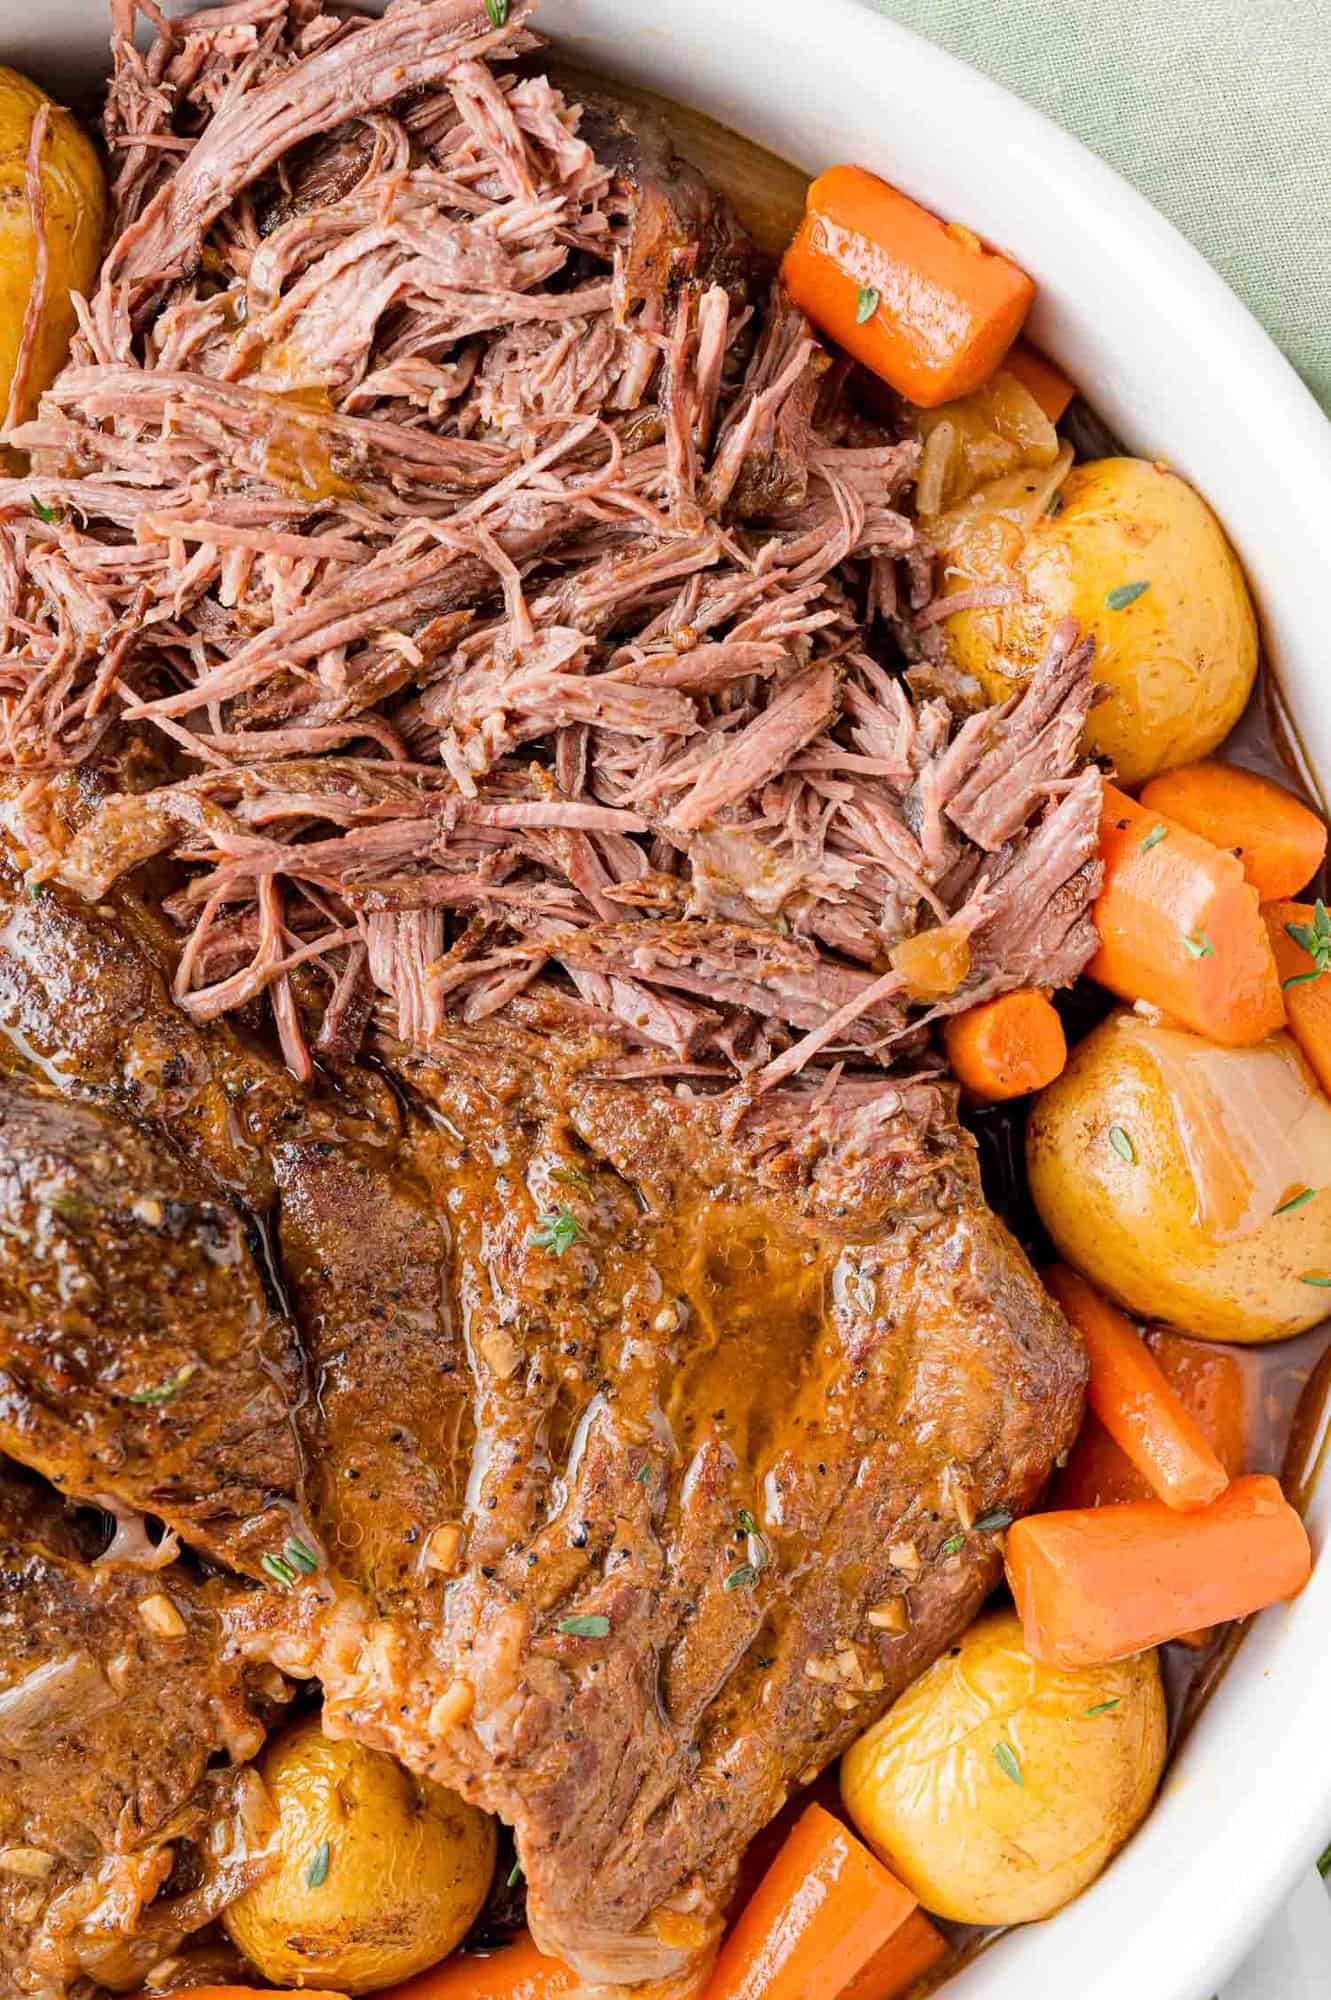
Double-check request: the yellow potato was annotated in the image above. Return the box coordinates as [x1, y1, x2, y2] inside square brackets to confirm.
[0, 66, 105, 429]
[1027, 1010, 1331, 1342]
[224, 1716, 496, 1993]
[937, 457, 1258, 785]
[840, 1606, 1165, 1926]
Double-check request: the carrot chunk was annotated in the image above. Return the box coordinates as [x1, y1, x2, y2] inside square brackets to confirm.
[1265, 900, 1331, 1097]
[1057, 1329, 1253, 1511]
[1091, 783, 1285, 1045]
[942, 988, 1066, 1100]
[1006, 1474, 1311, 1670]
[781, 166, 1034, 408]
[1002, 339, 1075, 423]
[837, 1909, 950, 2000]
[1044, 1267, 1227, 1509]
[377, 1936, 574, 2000]
[706, 1803, 917, 2000]
[1140, 761, 1327, 903]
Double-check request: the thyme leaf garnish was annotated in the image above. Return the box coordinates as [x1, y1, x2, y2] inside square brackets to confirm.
[531, 1204, 581, 1256]
[993, 1741, 1023, 1785]
[1106, 580, 1150, 611]
[557, 1614, 610, 1638]
[855, 285, 880, 324]
[1283, 901, 1331, 987]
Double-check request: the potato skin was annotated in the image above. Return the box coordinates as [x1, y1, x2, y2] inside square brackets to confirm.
[1027, 1011, 1331, 1342]
[840, 1606, 1165, 1925]
[939, 457, 1257, 785]
[0, 66, 106, 429]
[223, 1716, 496, 1993]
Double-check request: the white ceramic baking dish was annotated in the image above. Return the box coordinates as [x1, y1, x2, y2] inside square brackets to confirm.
[13, 1, 1331, 1994]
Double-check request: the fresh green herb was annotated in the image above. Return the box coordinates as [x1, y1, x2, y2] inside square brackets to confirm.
[1276, 1187, 1317, 1216]
[507, 1858, 523, 1890]
[940, 1533, 966, 1556]
[31, 498, 59, 524]
[128, 1364, 196, 1407]
[1138, 824, 1167, 853]
[1283, 901, 1331, 988]
[485, 0, 509, 24]
[40, 1191, 94, 1223]
[261, 1552, 298, 1589]
[724, 1563, 759, 1592]
[1300, 1274, 1331, 1288]
[1106, 580, 1150, 611]
[973, 1509, 1012, 1534]
[284, 1536, 319, 1575]
[530, 1204, 581, 1256]
[557, 1614, 610, 1638]
[1084, 1698, 1121, 1718]
[737, 1508, 760, 1536]
[1319, 1840, 1331, 1880]
[993, 1741, 1023, 1786]
[636, 1463, 651, 1484]
[305, 1840, 331, 1890]
[1107, 1125, 1136, 1164]
[1182, 931, 1214, 960]
[855, 285, 880, 324]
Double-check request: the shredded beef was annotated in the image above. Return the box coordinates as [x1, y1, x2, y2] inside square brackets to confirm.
[0, 0, 1101, 1085]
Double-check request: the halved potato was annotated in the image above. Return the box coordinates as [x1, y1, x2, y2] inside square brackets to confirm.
[1027, 1010, 1331, 1342]
[840, 1606, 1165, 1925]
[0, 66, 105, 430]
[936, 457, 1258, 785]
[223, 1717, 496, 1994]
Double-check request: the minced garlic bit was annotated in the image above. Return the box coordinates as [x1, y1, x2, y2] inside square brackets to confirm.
[867, 1598, 911, 1634]
[427, 1678, 475, 1734]
[0, 1848, 54, 1880]
[888, 1540, 921, 1577]
[137, 1592, 186, 1639]
[130, 1196, 165, 1227]
[424, 1523, 464, 1574]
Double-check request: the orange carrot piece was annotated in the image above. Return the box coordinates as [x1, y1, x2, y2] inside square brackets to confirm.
[838, 1909, 951, 2000]
[1139, 762, 1327, 903]
[1055, 1329, 1260, 1647]
[1045, 1267, 1228, 1510]
[1264, 901, 1331, 1097]
[707, 1803, 917, 2000]
[378, 1937, 575, 2000]
[1006, 1474, 1311, 1670]
[781, 166, 1034, 408]
[1002, 340, 1075, 423]
[1057, 1330, 1253, 1510]
[942, 988, 1066, 1100]
[152, 1992, 347, 2000]
[1091, 783, 1285, 1045]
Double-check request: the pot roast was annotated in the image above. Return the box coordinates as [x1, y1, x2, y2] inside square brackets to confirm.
[0, 0, 1097, 1991]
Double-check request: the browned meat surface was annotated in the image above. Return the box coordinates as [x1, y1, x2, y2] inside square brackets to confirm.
[0, 3, 1098, 1994]
[231, 1031, 1086, 1980]
[0, 1076, 306, 1576]
[0, 1459, 276, 2000]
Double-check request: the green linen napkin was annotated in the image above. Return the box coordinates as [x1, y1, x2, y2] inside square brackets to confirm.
[862, 0, 1331, 412]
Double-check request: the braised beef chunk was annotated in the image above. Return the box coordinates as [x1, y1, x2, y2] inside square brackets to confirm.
[274, 1138, 474, 1608]
[0, 1458, 275, 2000]
[0, 1078, 306, 1575]
[260, 1035, 1085, 1981]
